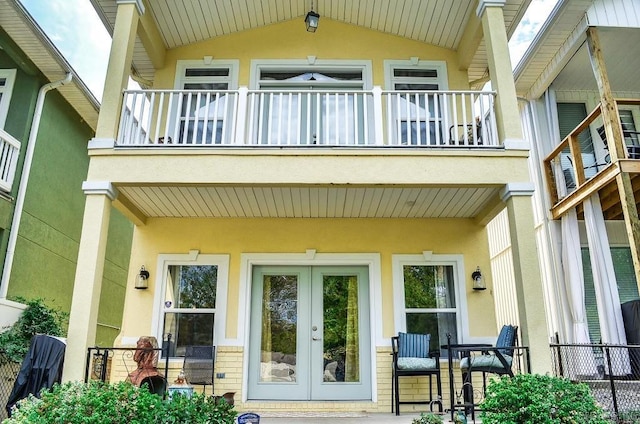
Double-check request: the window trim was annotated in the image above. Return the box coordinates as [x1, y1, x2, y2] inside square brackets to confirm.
[0, 69, 17, 129]
[151, 251, 230, 358]
[249, 59, 373, 90]
[174, 59, 239, 90]
[392, 252, 471, 344]
[383, 60, 449, 91]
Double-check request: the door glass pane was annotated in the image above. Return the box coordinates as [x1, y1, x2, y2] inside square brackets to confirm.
[260, 275, 298, 383]
[322, 275, 360, 383]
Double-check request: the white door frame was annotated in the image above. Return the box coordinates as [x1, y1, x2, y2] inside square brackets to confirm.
[239, 250, 383, 402]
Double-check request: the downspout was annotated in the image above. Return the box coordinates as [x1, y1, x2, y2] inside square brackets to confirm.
[0, 73, 73, 298]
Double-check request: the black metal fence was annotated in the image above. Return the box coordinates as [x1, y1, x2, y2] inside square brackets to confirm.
[0, 351, 21, 422]
[550, 342, 640, 423]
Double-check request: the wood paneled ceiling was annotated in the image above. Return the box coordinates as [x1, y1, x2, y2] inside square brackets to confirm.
[116, 185, 501, 219]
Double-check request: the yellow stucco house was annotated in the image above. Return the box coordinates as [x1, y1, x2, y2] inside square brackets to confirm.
[63, 0, 552, 414]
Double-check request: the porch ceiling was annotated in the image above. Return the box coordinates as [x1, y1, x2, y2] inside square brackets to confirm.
[115, 184, 501, 219]
[90, 0, 531, 84]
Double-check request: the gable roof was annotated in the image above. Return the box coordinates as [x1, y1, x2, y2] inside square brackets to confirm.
[0, 0, 99, 129]
[90, 0, 531, 85]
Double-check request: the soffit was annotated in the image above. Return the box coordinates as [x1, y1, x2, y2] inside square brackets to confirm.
[0, 0, 100, 129]
[116, 185, 501, 219]
[91, 0, 531, 84]
[514, 0, 640, 98]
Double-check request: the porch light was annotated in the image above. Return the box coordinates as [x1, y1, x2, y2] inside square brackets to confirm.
[135, 265, 150, 290]
[305, 1, 320, 32]
[472, 266, 486, 291]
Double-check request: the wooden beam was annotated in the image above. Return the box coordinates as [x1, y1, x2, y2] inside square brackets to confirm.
[587, 26, 640, 289]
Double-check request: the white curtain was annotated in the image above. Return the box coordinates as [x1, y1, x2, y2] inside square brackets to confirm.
[583, 193, 631, 375]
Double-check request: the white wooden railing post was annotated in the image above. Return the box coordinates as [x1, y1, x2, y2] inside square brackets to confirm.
[0, 129, 21, 192]
[372, 86, 384, 146]
[235, 87, 249, 145]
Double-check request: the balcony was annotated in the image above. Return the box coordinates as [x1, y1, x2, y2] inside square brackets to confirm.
[543, 99, 640, 220]
[116, 88, 498, 149]
[0, 129, 21, 193]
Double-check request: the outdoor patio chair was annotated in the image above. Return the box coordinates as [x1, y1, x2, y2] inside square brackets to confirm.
[458, 324, 522, 411]
[183, 345, 215, 393]
[391, 332, 442, 415]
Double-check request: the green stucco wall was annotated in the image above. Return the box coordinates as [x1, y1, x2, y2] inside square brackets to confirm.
[0, 31, 133, 346]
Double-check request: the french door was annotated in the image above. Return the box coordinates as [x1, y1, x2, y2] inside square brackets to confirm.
[248, 266, 371, 400]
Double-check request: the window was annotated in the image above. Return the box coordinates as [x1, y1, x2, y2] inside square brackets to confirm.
[393, 254, 466, 354]
[172, 60, 238, 144]
[156, 253, 229, 358]
[385, 61, 449, 145]
[0, 69, 17, 129]
[582, 247, 639, 343]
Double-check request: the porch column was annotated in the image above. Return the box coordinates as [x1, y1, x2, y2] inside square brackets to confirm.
[477, 0, 523, 145]
[586, 26, 640, 288]
[501, 183, 553, 374]
[93, 0, 143, 143]
[61, 182, 117, 382]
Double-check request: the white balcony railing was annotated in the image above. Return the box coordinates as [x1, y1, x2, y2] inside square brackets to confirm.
[117, 88, 498, 148]
[0, 129, 21, 192]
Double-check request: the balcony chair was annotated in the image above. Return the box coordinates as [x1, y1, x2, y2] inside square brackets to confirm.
[140, 375, 167, 397]
[183, 345, 216, 394]
[597, 124, 640, 159]
[448, 119, 482, 145]
[391, 332, 442, 415]
[458, 324, 524, 412]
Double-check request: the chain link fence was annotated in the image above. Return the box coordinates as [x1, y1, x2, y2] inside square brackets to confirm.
[550, 342, 640, 422]
[0, 351, 21, 421]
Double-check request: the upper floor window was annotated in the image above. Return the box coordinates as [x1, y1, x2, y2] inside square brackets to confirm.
[156, 253, 229, 358]
[171, 60, 239, 144]
[384, 61, 449, 145]
[0, 69, 17, 129]
[393, 254, 466, 354]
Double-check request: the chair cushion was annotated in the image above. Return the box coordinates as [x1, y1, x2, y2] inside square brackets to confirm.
[496, 325, 517, 356]
[397, 357, 437, 370]
[398, 332, 430, 358]
[460, 354, 512, 371]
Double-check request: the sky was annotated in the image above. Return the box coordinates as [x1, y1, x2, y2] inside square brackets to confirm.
[19, 0, 559, 102]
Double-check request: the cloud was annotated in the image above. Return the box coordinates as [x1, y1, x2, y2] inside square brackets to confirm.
[20, 0, 111, 101]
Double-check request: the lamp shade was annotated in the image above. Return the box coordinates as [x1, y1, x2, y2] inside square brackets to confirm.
[472, 267, 486, 291]
[135, 266, 150, 290]
[305, 10, 320, 32]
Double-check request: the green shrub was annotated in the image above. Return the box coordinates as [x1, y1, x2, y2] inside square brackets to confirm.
[411, 412, 444, 424]
[4, 381, 237, 424]
[0, 298, 67, 363]
[479, 373, 608, 424]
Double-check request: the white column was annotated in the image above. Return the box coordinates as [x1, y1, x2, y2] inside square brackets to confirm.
[62, 182, 118, 382]
[501, 183, 552, 374]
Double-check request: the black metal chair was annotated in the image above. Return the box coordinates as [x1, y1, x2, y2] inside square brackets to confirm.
[140, 375, 167, 397]
[457, 324, 527, 416]
[183, 345, 215, 393]
[391, 332, 442, 415]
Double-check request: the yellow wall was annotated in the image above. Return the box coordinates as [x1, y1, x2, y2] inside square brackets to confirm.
[120, 217, 497, 342]
[152, 18, 468, 89]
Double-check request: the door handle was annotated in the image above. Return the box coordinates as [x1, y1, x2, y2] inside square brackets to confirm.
[312, 337, 322, 341]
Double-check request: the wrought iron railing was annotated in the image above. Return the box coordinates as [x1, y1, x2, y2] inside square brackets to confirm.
[0, 350, 21, 421]
[116, 88, 498, 148]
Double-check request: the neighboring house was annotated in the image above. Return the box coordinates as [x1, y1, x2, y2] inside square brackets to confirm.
[515, 0, 640, 348]
[65, 0, 550, 413]
[0, 0, 133, 347]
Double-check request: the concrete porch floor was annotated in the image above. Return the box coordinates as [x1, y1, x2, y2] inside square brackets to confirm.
[256, 412, 467, 423]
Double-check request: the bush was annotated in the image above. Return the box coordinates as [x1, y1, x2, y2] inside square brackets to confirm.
[479, 373, 608, 424]
[0, 298, 67, 363]
[4, 381, 237, 424]
[411, 412, 444, 424]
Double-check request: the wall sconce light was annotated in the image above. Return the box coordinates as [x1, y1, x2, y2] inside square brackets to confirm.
[472, 266, 486, 291]
[305, 1, 320, 32]
[135, 265, 150, 290]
